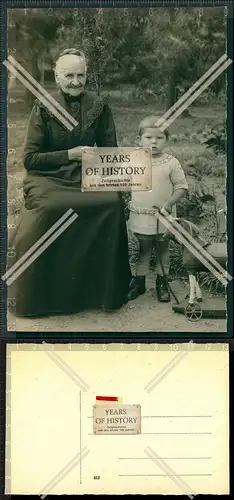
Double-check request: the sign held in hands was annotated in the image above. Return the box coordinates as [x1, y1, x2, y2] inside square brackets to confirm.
[82, 147, 152, 192]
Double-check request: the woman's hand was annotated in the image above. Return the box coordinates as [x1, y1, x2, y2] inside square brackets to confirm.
[68, 146, 92, 161]
[68, 146, 82, 161]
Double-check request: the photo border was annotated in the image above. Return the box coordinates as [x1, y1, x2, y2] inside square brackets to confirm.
[0, 1, 233, 341]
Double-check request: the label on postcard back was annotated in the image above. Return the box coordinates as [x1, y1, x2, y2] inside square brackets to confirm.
[93, 404, 141, 435]
[82, 147, 152, 192]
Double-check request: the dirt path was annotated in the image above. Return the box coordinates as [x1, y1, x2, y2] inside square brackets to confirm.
[8, 280, 226, 333]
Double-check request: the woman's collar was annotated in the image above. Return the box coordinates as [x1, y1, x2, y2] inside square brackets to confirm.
[58, 89, 84, 104]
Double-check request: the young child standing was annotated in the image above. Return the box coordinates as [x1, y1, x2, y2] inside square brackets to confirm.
[128, 115, 188, 302]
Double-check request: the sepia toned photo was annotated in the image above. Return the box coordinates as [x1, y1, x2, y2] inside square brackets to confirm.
[5, 5, 230, 333]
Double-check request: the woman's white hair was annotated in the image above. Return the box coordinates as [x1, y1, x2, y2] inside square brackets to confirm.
[55, 48, 87, 72]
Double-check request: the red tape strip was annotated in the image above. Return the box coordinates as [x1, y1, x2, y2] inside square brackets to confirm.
[96, 396, 119, 402]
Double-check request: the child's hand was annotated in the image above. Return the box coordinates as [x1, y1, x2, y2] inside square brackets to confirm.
[161, 203, 172, 215]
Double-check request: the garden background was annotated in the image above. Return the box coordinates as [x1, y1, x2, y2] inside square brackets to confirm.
[6, 7, 228, 332]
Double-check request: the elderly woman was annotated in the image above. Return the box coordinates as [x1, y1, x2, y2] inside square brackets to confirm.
[9, 48, 131, 317]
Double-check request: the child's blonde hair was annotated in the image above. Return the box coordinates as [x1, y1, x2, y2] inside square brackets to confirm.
[138, 115, 169, 139]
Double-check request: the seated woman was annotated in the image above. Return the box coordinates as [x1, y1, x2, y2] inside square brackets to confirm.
[8, 48, 131, 317]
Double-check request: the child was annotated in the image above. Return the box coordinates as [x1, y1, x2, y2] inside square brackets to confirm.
[128, 115, 188, 302]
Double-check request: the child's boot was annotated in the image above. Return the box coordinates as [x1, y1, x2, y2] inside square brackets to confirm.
[128, 276, 146, 300]
[156, 275, 170, 302]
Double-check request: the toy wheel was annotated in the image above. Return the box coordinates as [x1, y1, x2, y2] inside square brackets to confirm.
[184, 303, 203, 322]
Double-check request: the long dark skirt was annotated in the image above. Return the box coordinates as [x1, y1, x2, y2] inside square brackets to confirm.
[8, 173, 131, 317]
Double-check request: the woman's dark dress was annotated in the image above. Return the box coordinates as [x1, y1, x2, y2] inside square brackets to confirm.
[9, 90, 131, 316]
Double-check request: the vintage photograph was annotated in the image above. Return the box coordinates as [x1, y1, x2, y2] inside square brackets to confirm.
[6, 6, 229, 332]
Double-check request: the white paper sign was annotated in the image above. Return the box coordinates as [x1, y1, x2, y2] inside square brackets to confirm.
[93, 404, 141, 435]
[82, 147, 152, 192]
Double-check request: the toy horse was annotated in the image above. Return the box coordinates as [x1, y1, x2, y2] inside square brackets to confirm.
[169, 218, 227, 304]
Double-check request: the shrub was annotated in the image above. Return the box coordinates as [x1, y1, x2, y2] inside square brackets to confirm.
[177, 181, 216, 222]
[168, 240, 186, 279]
[199, 272, 226, 297]
[122, 192, 131, 220]
[199, 121, 226, 153]
[183, 150, 225, 178]
[167, 143, 225, 179]
[177, 191, 205, 221]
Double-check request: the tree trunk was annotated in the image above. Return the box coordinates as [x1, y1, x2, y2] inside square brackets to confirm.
[24, 57, 41, 109]
[167, 9, 179, 110]
[96, 61, 101, 96]
[40, 55, 45, 86]
[167, 70, 178, 109]
[167, 8, 191, 116]
[167, 70, 191, 116]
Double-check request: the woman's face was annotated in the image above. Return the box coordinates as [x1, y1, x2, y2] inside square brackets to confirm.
[55, 55, 87, 96]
